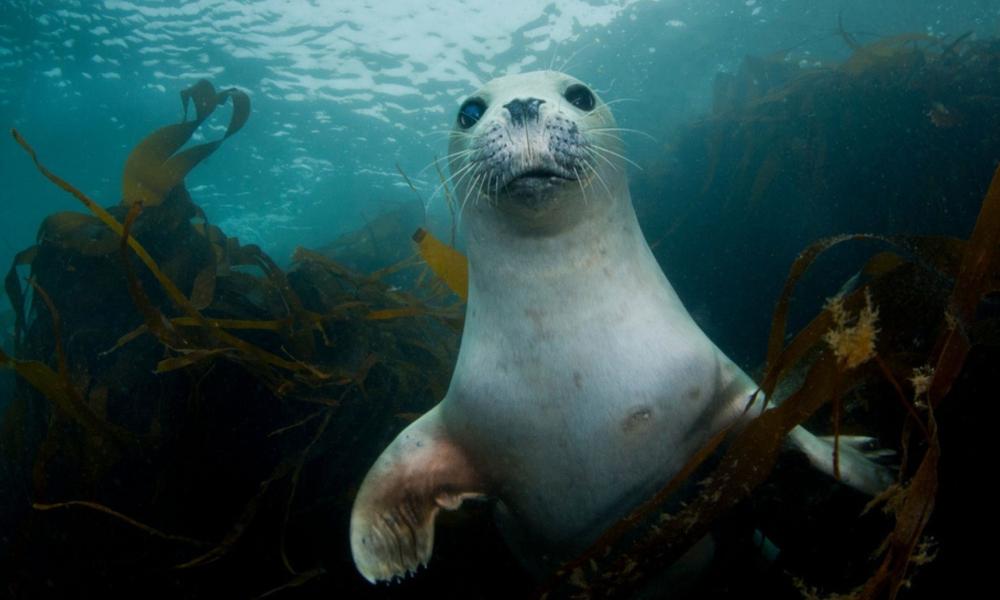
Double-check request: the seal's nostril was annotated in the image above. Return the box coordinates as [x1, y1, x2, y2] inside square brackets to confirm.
[504, 98, 545, 126]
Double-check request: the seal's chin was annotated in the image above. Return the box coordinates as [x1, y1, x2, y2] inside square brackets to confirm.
[500, 168, 575, 204]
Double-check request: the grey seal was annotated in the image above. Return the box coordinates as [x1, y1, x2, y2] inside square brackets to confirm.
[349, 70, 890, 583]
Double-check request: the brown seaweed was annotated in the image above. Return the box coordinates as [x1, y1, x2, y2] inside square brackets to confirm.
[2, 79, 462, 598]
[121, 80, 249, 208]
[412, 227, 469, 301]
[13, 129, 333, 389]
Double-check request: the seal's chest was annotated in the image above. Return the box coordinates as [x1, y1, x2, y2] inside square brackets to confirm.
[453, 326, 719, 463]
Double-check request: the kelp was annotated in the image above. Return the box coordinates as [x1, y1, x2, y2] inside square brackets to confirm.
[13, 129, 333, 389]
[2, 79, 461, 598]
[648, 29, 1000, 241]
[0, 279, 135, 452]
[412, 227, 468, 301]
[3, 245, 36, 345]
[927, 161, 1000, 405]
[32, 500, 212, 547]
[121, 80, 249, 208]
[36, 211, 119, 256]
[317, 201, 426, 275]
[317, 161, 468, 303]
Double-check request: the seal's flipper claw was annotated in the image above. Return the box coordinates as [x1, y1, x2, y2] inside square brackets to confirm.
[789, 426, 896, 496]
[350, 406, 486, 583]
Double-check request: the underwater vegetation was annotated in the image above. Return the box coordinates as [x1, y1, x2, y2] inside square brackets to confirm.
[0, 30, 998, 600]
[318, 200, 427, 275]
[1, 81, 468, 598]
[638, 30, 1000, 366]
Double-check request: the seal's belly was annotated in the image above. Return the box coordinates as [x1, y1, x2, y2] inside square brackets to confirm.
[443, 304, 747, 554]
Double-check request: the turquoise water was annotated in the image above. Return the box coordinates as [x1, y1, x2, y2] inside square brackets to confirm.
[2, 1, 995, 267]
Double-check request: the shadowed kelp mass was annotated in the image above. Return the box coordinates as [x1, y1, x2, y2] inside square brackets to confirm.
[637, 32, 1000, 367]
[0, 81, 477, 598]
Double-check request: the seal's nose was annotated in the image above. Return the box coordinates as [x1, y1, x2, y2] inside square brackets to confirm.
[504, 98, 545, 126]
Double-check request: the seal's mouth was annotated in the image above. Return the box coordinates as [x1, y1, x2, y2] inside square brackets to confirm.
[501, 167, 575, 197]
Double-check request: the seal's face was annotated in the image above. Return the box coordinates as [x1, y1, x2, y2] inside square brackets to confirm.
[448, 71, 622, 222]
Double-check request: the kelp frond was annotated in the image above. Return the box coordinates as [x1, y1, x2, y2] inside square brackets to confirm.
[412, 227, 468, 301]
[122, 80, 249, 207]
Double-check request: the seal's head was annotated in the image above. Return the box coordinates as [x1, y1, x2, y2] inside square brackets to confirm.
[448, 70, 624, 229]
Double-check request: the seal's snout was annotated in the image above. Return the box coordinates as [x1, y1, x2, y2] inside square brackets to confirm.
[468, 106, 587, 203]
[504, 97, 545, 126]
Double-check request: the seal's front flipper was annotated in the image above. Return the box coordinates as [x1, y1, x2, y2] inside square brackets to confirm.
[788, 426, 896, 495]
[350, 405, 486, 583]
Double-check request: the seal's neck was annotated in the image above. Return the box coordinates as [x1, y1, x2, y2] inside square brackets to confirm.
[461, 185, 669, 321]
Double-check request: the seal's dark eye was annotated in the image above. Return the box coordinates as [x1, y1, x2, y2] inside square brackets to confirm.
[458, 98, 487, 129]
[564, 84, 595, 111]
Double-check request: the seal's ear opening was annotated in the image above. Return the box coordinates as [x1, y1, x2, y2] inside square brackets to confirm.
[564, 84, 596, 111]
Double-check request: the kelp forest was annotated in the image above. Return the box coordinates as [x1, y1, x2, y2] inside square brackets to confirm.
[1, 30, 999, 599]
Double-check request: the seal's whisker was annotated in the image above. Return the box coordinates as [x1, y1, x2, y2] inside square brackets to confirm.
[478, 173, 492, 209]
[447, 169, 477, 207]
[467, 173, 483, 211]
[583, 146, 621, 174]
[430, 127, 474, 137]
[423, 150, 476, 178]
[482, 174, 495, 209]
[601, 97, 638, 107]
[430, 161, 476, 202]
[454, 162, 480, 188]
[432, 148, 477, 165]
[465, 174, 479, 213]
[434, 165, 478, 218]
[490, 174, 501, 206]
[473, 176, 483, 210]
[461, 173, 482, 215]
[555, 41, 596, 74]
[573, 167, 589, 206]
[590, 144, 643, 171]
[593, 166, 613, 200]
[588, 127, 656, 142]
[415, 160, 439, 178]
[472, 175, 483, 210]
[582, 158, 613, 199]
[578, 159, 596, 190]
[585, 132, 625, 149]
[417, 151, 475, 179]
